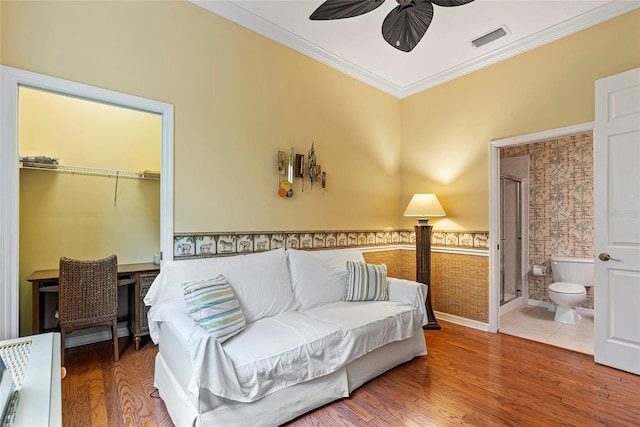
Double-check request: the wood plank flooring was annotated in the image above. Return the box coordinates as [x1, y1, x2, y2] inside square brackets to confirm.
[61, 321, 640, 426]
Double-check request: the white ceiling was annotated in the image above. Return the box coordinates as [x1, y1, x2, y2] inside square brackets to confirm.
[191, 0, 640, 98]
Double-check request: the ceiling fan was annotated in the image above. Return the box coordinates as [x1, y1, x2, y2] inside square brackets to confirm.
[310, 0, 475, 53]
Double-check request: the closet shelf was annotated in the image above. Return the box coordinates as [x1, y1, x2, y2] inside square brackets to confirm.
[20, 162, 160, 180]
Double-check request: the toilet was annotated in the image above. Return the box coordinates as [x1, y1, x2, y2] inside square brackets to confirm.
[548, 256, 594, 324]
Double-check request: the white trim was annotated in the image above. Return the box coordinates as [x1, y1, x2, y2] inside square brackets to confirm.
[499, 297, 524, 316]
[360, 244, 489, 257]
[432, 247, 488, 257]
[434, 311, 490, 332]
[0, 66, 174, 340]
[527, 298, 554, 310]
[0, 68, 20, 340]
[576, 307, 594, 317]
[491, 122, 594, 148]
[488, 143, 500, 333]
[358, 245, 414, 253]
[404, 1, 639, 98]
[190, 1, 640, 98]
[488, 121, 594, 336]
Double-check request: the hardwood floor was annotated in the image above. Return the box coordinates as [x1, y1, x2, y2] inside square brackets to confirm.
[62, 321, 640, 426]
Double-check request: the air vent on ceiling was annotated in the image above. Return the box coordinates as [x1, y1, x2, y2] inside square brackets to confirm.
[471, 26, 509, 48]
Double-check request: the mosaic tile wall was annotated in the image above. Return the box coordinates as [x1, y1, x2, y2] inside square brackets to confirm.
[501, 131, 594, 308]
[173, 229, 490, 259]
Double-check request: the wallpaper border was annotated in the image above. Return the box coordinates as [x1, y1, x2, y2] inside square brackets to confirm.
[173, 229, 490, 259]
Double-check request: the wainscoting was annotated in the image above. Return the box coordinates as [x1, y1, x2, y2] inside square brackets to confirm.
[432, 252, 489, 323]
[364, 249, 489, 324]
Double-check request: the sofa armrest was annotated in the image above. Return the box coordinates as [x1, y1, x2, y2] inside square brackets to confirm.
[151, 304, 260, 402]
[388, 277, 428, 326]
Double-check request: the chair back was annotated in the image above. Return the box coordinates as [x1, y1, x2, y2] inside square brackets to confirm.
[58, 255, 118, 329]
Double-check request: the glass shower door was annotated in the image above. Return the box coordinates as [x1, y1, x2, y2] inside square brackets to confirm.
[500, 176, 522, 305]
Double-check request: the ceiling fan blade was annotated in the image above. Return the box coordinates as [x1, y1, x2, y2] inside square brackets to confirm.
[310, 0, 386, 20]
[382, 0, 433, 52]
[430, 0, 475, 7]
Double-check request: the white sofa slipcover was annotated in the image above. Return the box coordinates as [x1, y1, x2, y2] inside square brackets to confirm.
[145, 248, 428, 426]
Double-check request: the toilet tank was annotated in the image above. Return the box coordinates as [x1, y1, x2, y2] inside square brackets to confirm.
[550, 256, 594, 287]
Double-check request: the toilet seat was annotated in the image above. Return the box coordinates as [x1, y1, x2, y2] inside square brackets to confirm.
[549, 282, 585, 294]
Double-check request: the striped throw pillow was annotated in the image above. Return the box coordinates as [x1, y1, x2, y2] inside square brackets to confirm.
[182, 275, 246, 342]
[344, 261, 389, 302]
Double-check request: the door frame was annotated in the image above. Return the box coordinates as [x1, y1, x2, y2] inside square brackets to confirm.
[488, 122, 593, 332]
[0, 66, 174, 340]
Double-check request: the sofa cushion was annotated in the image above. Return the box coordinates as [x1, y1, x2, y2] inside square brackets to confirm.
[304, 301, 422, 362]
[182, 275, 246, 342]
[287, 248, 365, 310]
[344, 261, 388, 301]
[220, 311, 346, 399]
[145, 248, 298, 323]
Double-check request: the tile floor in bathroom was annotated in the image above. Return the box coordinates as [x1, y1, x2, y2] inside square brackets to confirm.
[499, 304, 594, 355]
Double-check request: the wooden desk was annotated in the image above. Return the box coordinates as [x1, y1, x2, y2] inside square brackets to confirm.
[28, 263, 159, 350]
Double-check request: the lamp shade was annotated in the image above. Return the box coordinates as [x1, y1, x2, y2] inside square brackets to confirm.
[404, 194, 446, 218]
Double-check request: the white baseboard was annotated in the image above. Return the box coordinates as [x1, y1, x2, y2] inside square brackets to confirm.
[528, 299, 554, 310]
[527, 299, 594, 317]
[434, 311, 490, 332]
[64, 321, 129, 349]
[576, 307, 594, 317]
[500, 297, 525, 315]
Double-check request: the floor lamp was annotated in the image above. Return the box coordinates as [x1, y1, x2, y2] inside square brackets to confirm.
[404, 194, 446, 330]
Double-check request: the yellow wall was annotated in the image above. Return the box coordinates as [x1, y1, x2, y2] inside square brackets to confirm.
[19, 87, 161, 334]
[3, 3, 637, 234]
[1, 0, 402, 233]
[401, 10, 640, 230]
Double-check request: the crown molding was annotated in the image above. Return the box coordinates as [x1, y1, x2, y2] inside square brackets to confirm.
[401, 1, 640, 98]
[190, 1, 640, 99]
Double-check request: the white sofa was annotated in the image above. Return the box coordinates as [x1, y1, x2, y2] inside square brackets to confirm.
[144, 248, 428, 426]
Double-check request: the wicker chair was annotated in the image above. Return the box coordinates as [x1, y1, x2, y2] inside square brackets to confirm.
[58, 255, 119, 366]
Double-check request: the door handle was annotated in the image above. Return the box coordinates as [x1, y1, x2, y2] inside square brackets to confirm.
[599, 253, 621, 262]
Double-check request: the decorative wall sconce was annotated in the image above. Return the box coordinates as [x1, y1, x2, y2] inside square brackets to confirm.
[404, 193, 446, 329]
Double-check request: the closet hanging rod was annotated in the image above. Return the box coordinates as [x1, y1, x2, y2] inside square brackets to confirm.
[19, 163, 159, 180]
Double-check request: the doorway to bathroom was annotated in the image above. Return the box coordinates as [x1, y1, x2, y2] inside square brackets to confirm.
[489, 122, 596, 354]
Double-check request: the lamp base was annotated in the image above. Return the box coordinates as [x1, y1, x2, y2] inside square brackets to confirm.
[415, 224, 441, 331]
[423, 321, 442, 330]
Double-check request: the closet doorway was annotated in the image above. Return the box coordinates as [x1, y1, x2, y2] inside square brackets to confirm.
[19, 87, 162, 335]
[0, 66, 174, 340]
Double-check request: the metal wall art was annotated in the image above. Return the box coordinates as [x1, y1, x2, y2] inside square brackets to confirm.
[277, 147, 294, 198]
[277, 142, 326, 198]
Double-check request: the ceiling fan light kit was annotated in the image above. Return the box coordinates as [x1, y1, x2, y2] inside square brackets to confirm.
[310, 0, 475, 52]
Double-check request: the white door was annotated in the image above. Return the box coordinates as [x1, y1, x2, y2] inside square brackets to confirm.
[594, 67, 640, 375]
